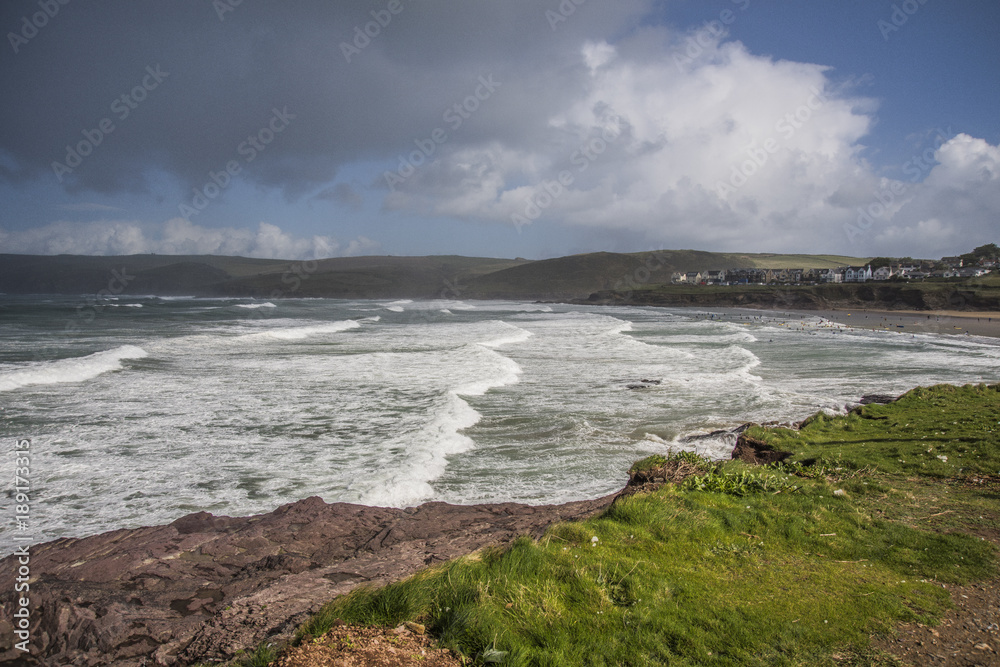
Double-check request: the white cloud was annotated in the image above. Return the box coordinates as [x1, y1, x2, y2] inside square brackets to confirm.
[582, 41, 617, 72]
[378, 28, 998, 257]
[0, 219, 379, 260]
[865, 134, 1000, 254]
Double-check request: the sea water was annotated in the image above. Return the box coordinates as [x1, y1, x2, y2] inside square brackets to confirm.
[1, 295, 999, 554]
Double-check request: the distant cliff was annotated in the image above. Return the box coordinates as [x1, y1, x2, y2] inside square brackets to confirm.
[578, 280, 1000, 312]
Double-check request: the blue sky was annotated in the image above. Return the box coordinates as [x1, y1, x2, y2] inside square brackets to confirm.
[1, 0, 997, 260]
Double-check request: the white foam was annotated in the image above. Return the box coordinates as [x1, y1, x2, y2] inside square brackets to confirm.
[480, 324, 533, 349]
[468, 302, 553, 312]
[0, 345, 148, 392]
[642, 433, 670, 446]
[235, 302, 277, 310]
[383, 299, 412, 312]
[356, 340, 524, 508]
[246, 320, 361, 341]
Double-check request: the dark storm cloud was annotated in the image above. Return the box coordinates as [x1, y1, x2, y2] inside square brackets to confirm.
[0, 0, 649, 197]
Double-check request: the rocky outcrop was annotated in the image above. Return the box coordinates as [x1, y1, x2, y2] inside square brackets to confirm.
[0, 495, 615, 666]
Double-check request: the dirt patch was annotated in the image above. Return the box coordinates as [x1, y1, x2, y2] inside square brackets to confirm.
[274, 624, 463, 667]
[963, 474, 1000, 491]
[872, 579, 1000, 666]
[730, 433, 792, 465]
[620, 459, 704, 496]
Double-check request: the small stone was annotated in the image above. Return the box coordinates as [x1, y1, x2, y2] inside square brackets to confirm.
[974, 643, 991, 651]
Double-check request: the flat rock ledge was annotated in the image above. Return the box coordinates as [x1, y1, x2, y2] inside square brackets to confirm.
[0, 495, 615, 666]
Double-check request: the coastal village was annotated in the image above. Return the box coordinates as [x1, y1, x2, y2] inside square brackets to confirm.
[671, 253, 997, 286]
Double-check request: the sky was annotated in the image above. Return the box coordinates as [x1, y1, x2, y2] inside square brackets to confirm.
[0, 0, 998, 261]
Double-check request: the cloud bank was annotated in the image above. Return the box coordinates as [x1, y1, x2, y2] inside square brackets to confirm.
[0, 1, 996, 258]
[0, 219, 378, 260]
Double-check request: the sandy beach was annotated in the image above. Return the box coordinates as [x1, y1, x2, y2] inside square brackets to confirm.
[770, 308, 1000, 339]
[703, 306, 1000, 339]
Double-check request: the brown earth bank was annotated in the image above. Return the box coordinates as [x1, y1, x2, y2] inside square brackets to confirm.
[0, 495, 615, 666]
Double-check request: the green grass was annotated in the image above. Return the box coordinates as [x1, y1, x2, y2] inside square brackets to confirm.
[757, 383, 1000, 478]
[718, 253, 871, 269]
[295, 384, 999, 666]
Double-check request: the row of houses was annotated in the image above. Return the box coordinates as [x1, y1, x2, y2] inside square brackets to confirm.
[672, 264, 992, 286]
[941, 256, 999, 269]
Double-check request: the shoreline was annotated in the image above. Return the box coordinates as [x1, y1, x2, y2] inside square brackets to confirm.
[789, 307, 1000, 339]
[678, 304, 1000, 340]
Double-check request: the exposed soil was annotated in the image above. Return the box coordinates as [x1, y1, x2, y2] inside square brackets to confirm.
[274, 624, 463, 667]
[873, 577, 1000, 666]
[730, 432, 792, 465]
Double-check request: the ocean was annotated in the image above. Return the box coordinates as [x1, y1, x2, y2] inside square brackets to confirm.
[2, 294, 999, 554]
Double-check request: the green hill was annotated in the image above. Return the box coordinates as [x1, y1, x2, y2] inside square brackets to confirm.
[0, 250, 873, 300]
[718, 253, 871, 269]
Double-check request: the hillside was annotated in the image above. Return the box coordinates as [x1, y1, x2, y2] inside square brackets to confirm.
[0, 250, 875, 301]
[717, 252, 871, 269]
[0, 254, 532, 299]
[581, 275, 1000, 312]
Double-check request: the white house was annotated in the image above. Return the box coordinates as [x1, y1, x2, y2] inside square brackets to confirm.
[821, 268, 844, 283]
[873, 266, 893, 281]
[844, 266, 873, 282]
[704, 270, 727, 283]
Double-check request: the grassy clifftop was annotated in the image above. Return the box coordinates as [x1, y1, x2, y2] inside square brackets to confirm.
[260, 384, 999, 666]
